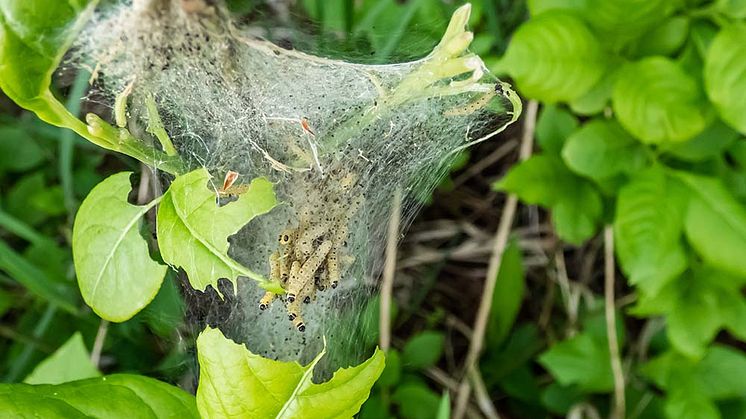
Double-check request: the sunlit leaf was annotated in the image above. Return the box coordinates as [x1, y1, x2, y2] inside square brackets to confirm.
[500, 11, 606, 102]
[196, 327, 385, 419]
[73, 172, 168, 322]
[613, 57, 708, 144]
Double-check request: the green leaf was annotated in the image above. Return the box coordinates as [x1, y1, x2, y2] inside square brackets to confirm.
[665, 386, 720, 419]
[643, 345, 746, 419]
[665, 119, 740, 162]
[539, 331, 614, 392]
[643, 345, 746, 400]
[536, 104, 579, 154]
[73, 172, 168, 322]
[436, 392, 450, 419]
[568, 67, 618, 116]
[196, 327, 385, 419]
[527, 0, 587, 16]
[562, 119, 648, 181]
[377, 349, 401, 387]
[486, 241, 525, 348]
[705, 23, 746, 135]
[24, 332, 100, 385]
[496, 155, 602, 244]
[0, 0, 95, 109]
[401, 331, 445, 370]
[140, 273, 185, 337]
[614, 168, 687, 296]
[677, 172, 746, 277]
[157, 168, 278, 295]
[690, 20, 719, 59]
[580, 0, 678, 51]
[635, 267, 746, 358]
[0, 125, 45, 172]
[500, 11, 606, 102]
[5, 172, 65, 226]
[698, 345, 746, 399]
[630, 16, 690, 57]
[392, 383, 441, 419]
[540, 383, 585, 414]
[0, 374, 198, 418]
[613, 57, 708, 144]
[715, 0, 746, 18]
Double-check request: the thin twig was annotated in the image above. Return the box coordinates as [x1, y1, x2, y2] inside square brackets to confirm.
[605, 226, 625, 419]
[453, 100, 538, 419]
[469, 366, 501, 419]
[380, 189, 402, 351]
[90, 320, 109, 368]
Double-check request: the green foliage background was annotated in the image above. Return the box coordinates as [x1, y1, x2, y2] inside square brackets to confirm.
[1, 0, 746, 418]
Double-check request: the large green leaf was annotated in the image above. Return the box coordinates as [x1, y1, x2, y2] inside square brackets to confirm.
[562, 119, 647, 181]
[704, 23, 746, 135]
[613, 168, 688, 296]
[634, 267, 746, 358]
[677, 172, 746, 277]
[24, 332, 100, 385]
[496, 155, 602, 244]
[580, 0, 678, 51]
[0, 374, 198, 418]
[157, 168, 279, 295]
[499, 11, 606, 103]
[612, 57, 708, 144]
[0, 0, 183, 174]
[195, 327, 385, 419]
[73, 172, 168, 322]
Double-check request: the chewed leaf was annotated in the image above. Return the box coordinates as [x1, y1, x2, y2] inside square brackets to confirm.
[196, 327, 385, 419]
[73, 172, 168, 322]
[157, 168, 278, 296]
[0, 374, 198, 418]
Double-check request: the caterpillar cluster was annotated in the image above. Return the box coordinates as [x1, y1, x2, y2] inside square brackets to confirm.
[258, 170, 362, 332]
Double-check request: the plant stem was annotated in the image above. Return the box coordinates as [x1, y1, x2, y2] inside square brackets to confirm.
[605, 226, 626, 419]
[380, 188, 402, 351]
[452, 100, 538, 419]
[90, 319, 109, 368]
